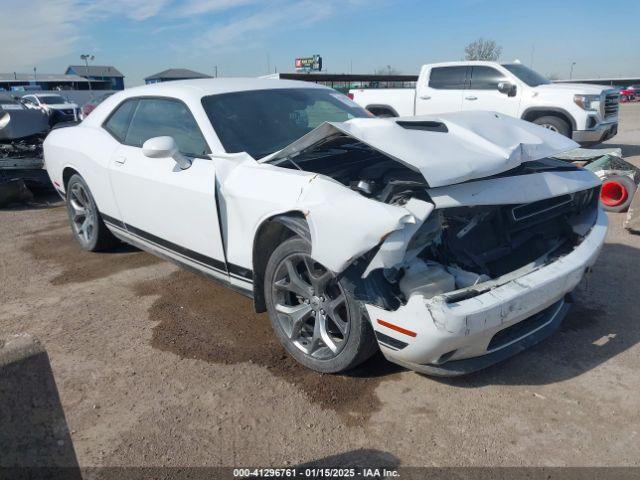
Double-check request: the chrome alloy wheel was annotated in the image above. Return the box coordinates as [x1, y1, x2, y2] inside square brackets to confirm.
[68, 182, 96, 246]
[271, 253, 350, 360]
[540, 123, 559, 132]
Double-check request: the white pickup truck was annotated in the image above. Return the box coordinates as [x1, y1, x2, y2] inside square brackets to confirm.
[349, 61, 619, 146]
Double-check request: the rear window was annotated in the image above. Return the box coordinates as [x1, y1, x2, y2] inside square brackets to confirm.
[103, 99, 138, 143]
[428, 66, 468, 90]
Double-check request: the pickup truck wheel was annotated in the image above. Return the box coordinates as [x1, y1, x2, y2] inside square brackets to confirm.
[65, 174, 118, 251]
[264, 237, 377, 373]
[533, 116, 570, 137]
[600, 175, 636, 213]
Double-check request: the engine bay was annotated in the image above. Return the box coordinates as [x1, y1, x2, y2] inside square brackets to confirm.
[269, 134, 429, 205]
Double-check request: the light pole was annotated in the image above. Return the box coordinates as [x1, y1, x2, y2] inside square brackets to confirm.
[80, 54, 95, 91]
[569, 62, 576, 80]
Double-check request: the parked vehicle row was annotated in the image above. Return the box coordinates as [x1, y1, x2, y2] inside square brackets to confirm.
[619, 85, 640, 103]
[349, 61, 620, 146]
[44, 79, 607, 376]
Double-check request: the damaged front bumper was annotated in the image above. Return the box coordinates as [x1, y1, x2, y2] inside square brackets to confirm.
[365, 207, 608, 376]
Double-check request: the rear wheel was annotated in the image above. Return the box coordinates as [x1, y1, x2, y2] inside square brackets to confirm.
[600, 175, 636, 213]
[264, 237, 377, 373]
[532, 115, 571, 137]
[65, 174, 118, 251]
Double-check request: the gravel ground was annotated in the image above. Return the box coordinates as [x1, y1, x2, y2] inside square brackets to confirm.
[1, 104, 639, 468]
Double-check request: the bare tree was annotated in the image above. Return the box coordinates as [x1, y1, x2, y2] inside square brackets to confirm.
[546, 72, 561, 81]
[374, 66, 401, 75]
[464, 38, 502, 61]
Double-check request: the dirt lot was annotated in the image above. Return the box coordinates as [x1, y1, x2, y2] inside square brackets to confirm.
[1, 104, 640, 468]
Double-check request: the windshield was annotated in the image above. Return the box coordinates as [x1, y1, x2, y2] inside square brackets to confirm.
[201, 88, 370, 159]
[40, 95, 66, 105]
[502, 64, 550, 87]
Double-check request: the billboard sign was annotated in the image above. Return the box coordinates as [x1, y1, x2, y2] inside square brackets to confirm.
[295, 55, 322, 72]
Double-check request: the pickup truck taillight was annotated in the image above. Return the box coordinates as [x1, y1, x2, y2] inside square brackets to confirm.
[347, 93, 354, 100]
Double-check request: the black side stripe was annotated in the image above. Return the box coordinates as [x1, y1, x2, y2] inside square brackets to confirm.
[101, 212, 253, 281]
[374, 331, 409, 351]
[102, 212, 125, 229]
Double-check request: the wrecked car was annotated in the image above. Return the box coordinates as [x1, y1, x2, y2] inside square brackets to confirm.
[1, 94, 50, 197]
[43, 80, 607, 376]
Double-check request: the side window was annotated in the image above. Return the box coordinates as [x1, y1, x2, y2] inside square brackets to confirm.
[469, 66, 508, 90]
[124, 99, 209, 157]
[428, 66, 468, 90]
[104, 100, 138, 143]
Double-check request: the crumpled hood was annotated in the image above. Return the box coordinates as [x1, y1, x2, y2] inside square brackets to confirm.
[262, 110, 578, 188]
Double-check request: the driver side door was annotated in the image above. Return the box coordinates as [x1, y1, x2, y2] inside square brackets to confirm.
[104, 97, 229, 282]
[461, 66, 521, 117]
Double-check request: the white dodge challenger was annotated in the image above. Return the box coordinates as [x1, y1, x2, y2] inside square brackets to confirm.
[44, 79, 607, 375]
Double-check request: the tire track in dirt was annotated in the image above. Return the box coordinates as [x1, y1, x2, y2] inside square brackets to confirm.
[134, 269, 403, 425]
[23, 230, 162, 285]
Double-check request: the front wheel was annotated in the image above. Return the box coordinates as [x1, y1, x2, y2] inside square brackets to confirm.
[264, 237, 377, 373]
[532, 115, 571, 137]
[65, 174, 118, 251]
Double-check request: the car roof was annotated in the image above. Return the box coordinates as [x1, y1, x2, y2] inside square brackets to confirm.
[117, 78, 329, 102]
[81, 78, 334, 128]
[424, 61, 502, 68]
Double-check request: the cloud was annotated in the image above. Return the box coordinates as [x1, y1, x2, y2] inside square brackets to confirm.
[0, 0, 171, 70]
[84, 0, 173, 21]
[194, 0, 360, 49]
[0, 0, 373, 72]
[0, 0, 83, 70]
[178, 0, 257, 16]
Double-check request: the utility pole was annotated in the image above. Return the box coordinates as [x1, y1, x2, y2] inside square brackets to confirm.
[569, 62, 576, 80]
[214, 65, 218, 78]
[33, 67, 37, 85]
[80, 54, 95, 91]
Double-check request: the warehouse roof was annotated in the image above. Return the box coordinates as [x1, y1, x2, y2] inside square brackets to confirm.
[145, 68, 211, 81]
[67, 65, 124, 78]
[0, 73, 89, 83]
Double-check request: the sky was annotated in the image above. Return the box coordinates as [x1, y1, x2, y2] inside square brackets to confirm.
[0, 0, 639, 86]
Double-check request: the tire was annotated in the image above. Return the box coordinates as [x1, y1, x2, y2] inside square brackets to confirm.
[264, 236, 377, 373]
[600, 175, 636, 213]
[65, 174, 118, 251]
[532, 115, 571, 137]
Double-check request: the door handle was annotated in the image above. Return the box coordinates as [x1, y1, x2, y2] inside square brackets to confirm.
[465, 96, 478, 101]
[419, 95, 431, 100]
[114, 156, 126, 165]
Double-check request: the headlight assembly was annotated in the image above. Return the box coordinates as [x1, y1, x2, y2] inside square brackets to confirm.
[573, 94, 601, 112]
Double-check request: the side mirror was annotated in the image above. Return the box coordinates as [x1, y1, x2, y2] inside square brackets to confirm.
[142, 136, 191, 170]
[498, 81, 517, 97]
